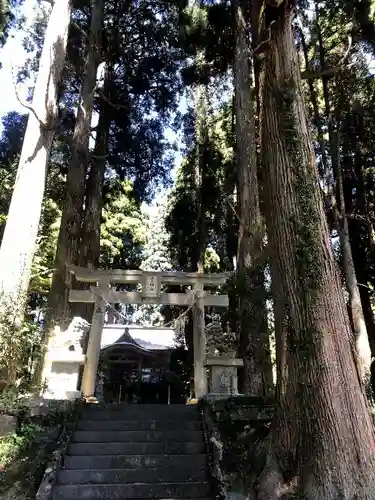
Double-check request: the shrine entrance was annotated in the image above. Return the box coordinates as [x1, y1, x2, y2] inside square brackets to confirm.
[66, 266, 229, 400]
[97, 325, 177, 404]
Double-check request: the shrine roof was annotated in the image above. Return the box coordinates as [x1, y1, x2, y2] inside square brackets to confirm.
[101, 324, 175, 351]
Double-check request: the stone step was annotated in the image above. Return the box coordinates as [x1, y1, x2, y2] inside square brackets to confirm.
[83, 403, 196, 412]
[72, 430, 204, 443]
[79, 411, 201, 422]
[52, 482, 210, 500]
[76, 419, 202, 431]
[57, 467, 207, 485]
[80, 407, 200, 421]
[69, 441, 205, 456]
[64, 453, 208, 470]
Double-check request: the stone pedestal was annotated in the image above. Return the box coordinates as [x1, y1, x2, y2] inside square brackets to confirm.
[42, 316, 90, 400]
[44, 352, 85, 400]
[206, 355, 243, 401]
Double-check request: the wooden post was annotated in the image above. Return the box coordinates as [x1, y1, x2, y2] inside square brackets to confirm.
[192, 282, 207, 398]
[81, 292, 106, 398]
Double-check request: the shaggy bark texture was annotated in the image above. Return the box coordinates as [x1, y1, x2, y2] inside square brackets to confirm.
[259, 3, 375, 498]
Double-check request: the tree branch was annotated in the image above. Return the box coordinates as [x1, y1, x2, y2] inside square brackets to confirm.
[97, 88, 129, 110]
[70, 21, 88, 40]
[302, 35, 352, 79]
[12, 70, 46, 126]
[11, 65, 59, 131]
[253, 21, 276, 59]
[90, 153, 109, 160]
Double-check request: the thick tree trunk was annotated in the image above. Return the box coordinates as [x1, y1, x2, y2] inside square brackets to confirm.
[272, 262, 287, 398]
[192, 82, 207, 398]
[47, 0, 104, 325]
[74, 68, 111, 320]
[259, 5, 375, 498]
[79, 109, 108, 268]
[234, 0, 272, 395]
[36, 0, 103, 387]
[315, 12, 371, 383]
[189, 0, 208, 397]
[0, 0, 72, 324]
[79, 64, 113, 268]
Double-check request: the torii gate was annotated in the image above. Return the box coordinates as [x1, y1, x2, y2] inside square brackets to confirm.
[67, 266, 229, 399]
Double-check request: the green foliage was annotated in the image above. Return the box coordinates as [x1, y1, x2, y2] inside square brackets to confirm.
[0, 0, 16, 48]
[0, 424, 43, 467]
[0, 112, 27, 242]
[100, 180, 147, 269]
[0, 386, 28, 414]
[180, 2, 234, 84]
[75, 0, 185, 201]
[141, 198, 172, 273]
[29, 198, 61, 301]
[131, 198, 173, 326]
[166, 100, 236, 272]
[0, 400, 79, 500]
[0, 309, 42, 385]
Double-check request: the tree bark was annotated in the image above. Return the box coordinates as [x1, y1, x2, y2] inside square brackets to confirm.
[73, 65, 111, 321]
[315, 11, 372, 385]
[234, 0, 272, 395]
[335, 129, 371, 384]
[349, 137, 375, 357]
[259, 4, 375, 497]
[272, 262, 287, 398]
[192, 82, 207, 398]
[0, 0, 72, 324]
[47, 0, 104, 326]
[190, 0, 208, 398]
[79, 100, 109, 268]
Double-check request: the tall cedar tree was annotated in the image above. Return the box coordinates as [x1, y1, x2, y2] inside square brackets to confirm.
[0, 0, 72, 333]
[234, 0, 272, 395]
[47, 0, 104, 326]
[258, 1, 375, 497]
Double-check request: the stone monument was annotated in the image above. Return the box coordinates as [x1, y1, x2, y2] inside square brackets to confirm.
[43, 317, 90, 400]
[205, 351, 243, 401]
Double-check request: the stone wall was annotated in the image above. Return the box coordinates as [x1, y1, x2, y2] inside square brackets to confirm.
[0, 414, 17, 436]
[200, 395, 276, 500]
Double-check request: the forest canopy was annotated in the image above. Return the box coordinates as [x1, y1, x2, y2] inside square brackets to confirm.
[1, 0, 375, 498]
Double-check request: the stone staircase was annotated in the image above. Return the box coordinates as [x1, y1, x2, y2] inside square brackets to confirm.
[52, 403, 211, 500]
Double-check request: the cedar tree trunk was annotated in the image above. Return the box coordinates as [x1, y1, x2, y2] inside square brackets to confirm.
[258, 4, 375, 498]
[0, 0, 72, 324]
[234, 0, 272, 395]
[48, 0, 104, 325]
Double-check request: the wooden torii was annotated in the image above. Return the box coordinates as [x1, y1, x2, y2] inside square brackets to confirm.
[67, 266, 229, 399]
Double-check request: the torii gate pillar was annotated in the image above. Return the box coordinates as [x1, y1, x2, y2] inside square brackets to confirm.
[81, 295, 106, 398]
[192, 282, 208, 399]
